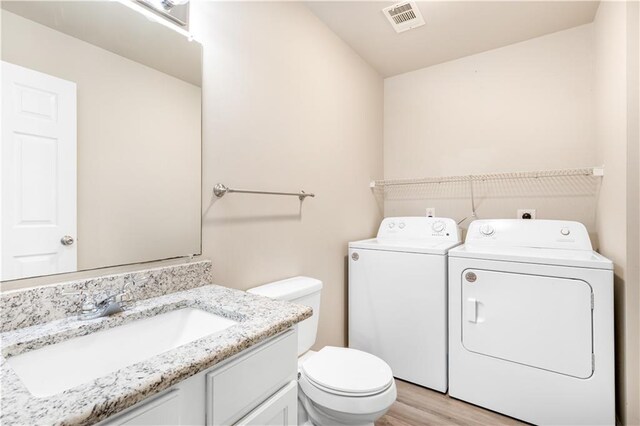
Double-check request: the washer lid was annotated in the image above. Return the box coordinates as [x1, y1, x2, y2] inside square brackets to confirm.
[349, 238, 460, 255]
[301, 347, 393, 395]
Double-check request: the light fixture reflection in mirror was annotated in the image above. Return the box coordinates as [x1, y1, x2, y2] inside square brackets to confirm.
[159, 0, 189, 12]
[136, 0, 189, 28]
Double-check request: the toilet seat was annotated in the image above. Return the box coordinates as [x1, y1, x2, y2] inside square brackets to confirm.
[301, 347, 393, 396]
[299, 346, 396, 416]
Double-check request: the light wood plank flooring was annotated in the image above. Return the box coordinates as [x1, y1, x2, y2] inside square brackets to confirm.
[376, 379, 527, 426]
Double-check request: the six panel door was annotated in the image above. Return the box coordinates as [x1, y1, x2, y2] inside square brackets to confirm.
[1, 61, 77, 280]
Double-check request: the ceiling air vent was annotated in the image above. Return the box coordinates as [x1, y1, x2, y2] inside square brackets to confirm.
[382, 1, 425, 33]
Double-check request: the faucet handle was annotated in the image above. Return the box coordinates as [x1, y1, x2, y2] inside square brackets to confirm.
[126, 275, 149, 288]
[119, 291, 134, 310]
[95, 290, 124, 305]
[120, 275, 147, 303]
[81, 300, 98, 315]
[118, 277, 141, 309]
[62, 290, 98, 316]
[113, 290, 132, 302]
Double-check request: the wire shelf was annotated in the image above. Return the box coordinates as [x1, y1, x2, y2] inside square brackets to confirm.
[370, 167, 604, 190]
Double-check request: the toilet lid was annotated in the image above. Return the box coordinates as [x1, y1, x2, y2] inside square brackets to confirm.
[301, 346, 393, 395]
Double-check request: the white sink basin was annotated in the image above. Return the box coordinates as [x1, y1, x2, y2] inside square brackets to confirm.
[7, 308, 238, 397]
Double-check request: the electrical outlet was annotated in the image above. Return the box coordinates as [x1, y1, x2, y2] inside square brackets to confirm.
[425, 208, 436, 218]
[517, 209, 536, 220]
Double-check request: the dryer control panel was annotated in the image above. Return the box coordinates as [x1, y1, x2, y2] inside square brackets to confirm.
[466, 219, 593, 250]
[377, 217, 461, 242]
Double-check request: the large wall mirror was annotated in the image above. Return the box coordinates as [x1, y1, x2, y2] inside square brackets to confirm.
[1, 1, 202, 281]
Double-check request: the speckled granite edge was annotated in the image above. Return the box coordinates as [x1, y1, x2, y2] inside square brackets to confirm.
[0, 260, 212, 333]
[1, 284, 312, 426]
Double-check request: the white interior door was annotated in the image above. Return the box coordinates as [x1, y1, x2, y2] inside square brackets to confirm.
[461, 269, 593, 378]
[1, 61, 77, 281]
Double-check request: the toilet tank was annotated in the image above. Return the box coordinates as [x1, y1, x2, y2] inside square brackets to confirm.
[247, 276, 322, 356]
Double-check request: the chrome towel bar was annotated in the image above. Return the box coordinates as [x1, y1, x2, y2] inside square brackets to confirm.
[213, 183, 315, 201]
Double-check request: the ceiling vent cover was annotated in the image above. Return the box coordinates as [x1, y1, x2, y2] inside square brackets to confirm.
[382, 1, 425, 33]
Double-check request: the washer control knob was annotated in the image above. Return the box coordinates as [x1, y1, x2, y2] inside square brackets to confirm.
[560, 227, 571, 236]
[432, 220, 446, 233]
[399, 222, 405, 229]
[388, 222, 395, 229]
[479, 224, 495, 236]
[351, 252, 359, 261]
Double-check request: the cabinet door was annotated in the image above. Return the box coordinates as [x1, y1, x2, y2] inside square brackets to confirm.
[101, 390, 181, 426]
[235, 381, 297, 426]
[206, 330, 297, 425]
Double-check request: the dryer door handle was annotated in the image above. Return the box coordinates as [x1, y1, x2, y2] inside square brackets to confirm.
[466, 298, 478, 323]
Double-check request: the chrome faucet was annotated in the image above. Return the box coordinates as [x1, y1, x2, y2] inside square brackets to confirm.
[65, 276, 147, 320]
[78, 291, 131, 320]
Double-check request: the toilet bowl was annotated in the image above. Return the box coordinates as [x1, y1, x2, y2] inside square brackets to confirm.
[248, 277, 396, 426]
[298, 347, 397, 426]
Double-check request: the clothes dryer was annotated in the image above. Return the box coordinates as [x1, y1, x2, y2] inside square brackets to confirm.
[449, 219, 614, 425]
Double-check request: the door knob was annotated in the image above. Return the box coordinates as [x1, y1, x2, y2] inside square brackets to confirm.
[60, 235, 75, 246]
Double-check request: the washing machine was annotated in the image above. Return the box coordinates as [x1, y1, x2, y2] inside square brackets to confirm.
[449, 219, 615, 425]
[348, 216, 461, 392]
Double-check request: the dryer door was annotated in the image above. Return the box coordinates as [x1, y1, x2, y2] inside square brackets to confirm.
[461, 269, 593, 378]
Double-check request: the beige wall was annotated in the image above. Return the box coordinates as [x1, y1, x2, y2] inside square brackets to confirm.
[594, 1, 640, 424]
[1, 11, 201, 277]
[626, 0, 640, 423]
[383, 24, 597, 231]
[635, 2, 640, 422]
[190, 2, 383, 349]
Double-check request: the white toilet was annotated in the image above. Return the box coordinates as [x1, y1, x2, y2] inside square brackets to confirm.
[248, 276, 397, 426]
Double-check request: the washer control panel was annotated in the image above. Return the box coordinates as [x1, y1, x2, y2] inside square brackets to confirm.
[377, 217, 461, 242]
[466, 219, 592, 250]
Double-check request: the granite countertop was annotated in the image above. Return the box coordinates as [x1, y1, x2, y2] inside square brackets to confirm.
[0, 284, 311, 426]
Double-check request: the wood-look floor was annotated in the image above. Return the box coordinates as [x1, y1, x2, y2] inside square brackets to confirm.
[376, 379, 527, 426]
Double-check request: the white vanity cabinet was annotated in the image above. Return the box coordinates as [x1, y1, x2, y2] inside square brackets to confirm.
[101, 329, 298, 426]
[235, 381, 297, 426]
[100, 390, 182, 426]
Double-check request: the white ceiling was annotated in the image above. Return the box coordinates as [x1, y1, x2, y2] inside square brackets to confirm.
[306, 1, 600, 77]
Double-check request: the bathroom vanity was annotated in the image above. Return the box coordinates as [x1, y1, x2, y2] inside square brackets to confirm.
[0, 262, 311, 425]
[100, 329, 298, 426]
